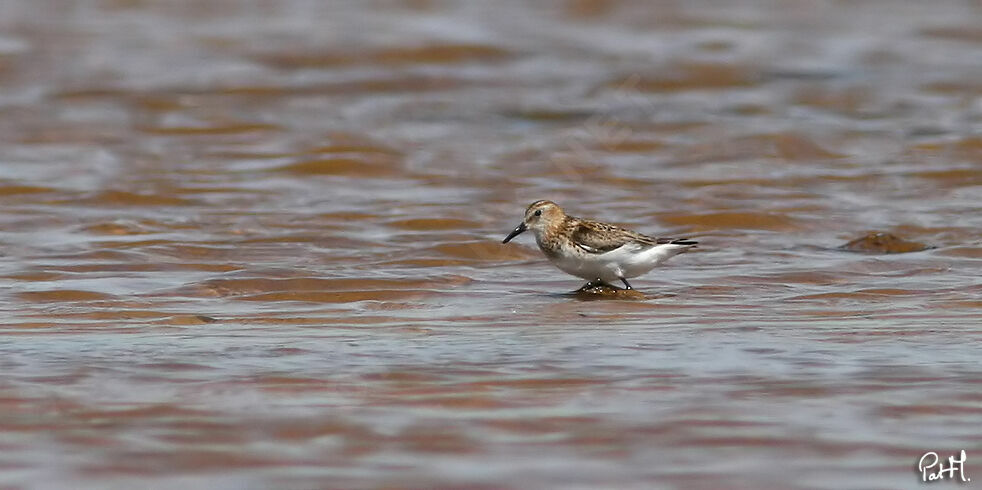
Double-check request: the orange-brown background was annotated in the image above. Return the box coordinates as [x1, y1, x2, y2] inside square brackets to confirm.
[0, 1, 979, 488]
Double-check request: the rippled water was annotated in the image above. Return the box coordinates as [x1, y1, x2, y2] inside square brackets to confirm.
[1, 1, 980, 488]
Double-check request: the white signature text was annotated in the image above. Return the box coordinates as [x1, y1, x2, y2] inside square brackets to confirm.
[918, 450, 970, 482]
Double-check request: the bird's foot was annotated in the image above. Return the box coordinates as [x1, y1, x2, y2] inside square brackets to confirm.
[580, 279, 613, 290]
[574, 281, 646, 300]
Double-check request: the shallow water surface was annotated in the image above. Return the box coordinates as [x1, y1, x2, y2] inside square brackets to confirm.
[1, 1, 981, 489]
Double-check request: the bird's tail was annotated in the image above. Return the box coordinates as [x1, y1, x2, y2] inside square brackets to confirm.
[669, 238, 698, 247]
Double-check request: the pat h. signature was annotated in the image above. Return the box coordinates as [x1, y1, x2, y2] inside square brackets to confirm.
[918, 450, 970, 483]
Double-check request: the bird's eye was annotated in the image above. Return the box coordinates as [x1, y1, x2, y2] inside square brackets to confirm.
[533, 210, 542, 217]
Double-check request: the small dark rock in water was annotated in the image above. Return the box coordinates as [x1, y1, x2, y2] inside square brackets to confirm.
[574, 283, 646, 300]
[839, 232, 930, 254]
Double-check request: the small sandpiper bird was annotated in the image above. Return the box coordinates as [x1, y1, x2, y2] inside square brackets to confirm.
[502, 200, 697, 290]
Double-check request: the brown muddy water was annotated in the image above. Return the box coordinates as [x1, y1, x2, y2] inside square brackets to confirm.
[1, 1, 981, 489]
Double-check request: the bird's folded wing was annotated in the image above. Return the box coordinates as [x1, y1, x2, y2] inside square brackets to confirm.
[570, 223, 638, 254]
[571, 222, 695, 254]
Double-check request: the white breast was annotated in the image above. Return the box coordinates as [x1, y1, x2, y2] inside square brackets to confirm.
[544, 241, 691, 283]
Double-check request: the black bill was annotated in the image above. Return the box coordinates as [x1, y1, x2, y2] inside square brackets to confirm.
[502, 222, 527, 243]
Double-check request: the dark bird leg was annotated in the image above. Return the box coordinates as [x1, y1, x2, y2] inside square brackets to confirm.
[619, 277, 633, 290]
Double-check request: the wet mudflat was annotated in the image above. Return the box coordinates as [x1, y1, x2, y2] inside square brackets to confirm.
[0, 1, 980, 488]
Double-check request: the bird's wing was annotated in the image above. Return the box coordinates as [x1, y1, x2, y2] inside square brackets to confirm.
[570, 221, 640, 254]
[570, 221, 697, 254]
